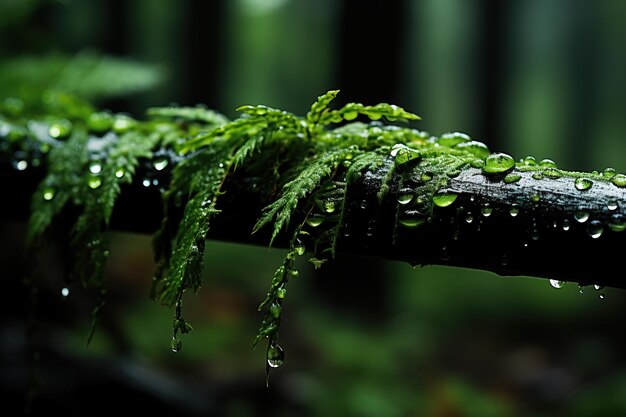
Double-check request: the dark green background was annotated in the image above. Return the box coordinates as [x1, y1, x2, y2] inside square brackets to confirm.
[2, 1, 626, 416]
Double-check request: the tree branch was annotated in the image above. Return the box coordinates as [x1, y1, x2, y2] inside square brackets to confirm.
[4, 154, 625, 289]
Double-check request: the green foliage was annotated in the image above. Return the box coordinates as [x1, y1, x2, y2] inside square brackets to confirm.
[0, 52, 164, 110]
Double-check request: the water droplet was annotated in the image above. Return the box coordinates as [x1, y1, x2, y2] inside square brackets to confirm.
[267, 343, 284, 368]
[574, 211, 589, 223]
[289, 269, 299, 279]
[543, 168, 562, 179]
[578, 285, 584, 294]
[522, 156, 537, 166]
[509, 206, 520, 217]
[43, 187, 55, 201]
[276, 286, 287, 299]
[575, 177, 593, 191]
[500, 254, 509, 266]
[504, 174, 521, 184]
[142, 179, 151, 187]
[393, 145, 421, 166]
[531, 229, 540, 240]
[48, 119, 72, 139]
[608, 214, 626, 232]
[531, 193, 541, 205]
[455, 140, 490, 159]
[153, 157, 168, 171]
[602, 167, 616, 179]
[610, 173, 626, 188]
[483, 152, 515, 175]
[539, 159, 557, 168]
[89, 161, 102, 174]
[599, 293, 606, 300]
[12, 159, 28, 171]
[269, 302, 282, 319]
[294, 240, 305, 256]
[465, 212, 474, 223]
[439, 132, 471, 147]
[398, 217, 425, 228]
[171, 336, 182, 352]
[88, 175, 102, 189]
[305, 216, 324, 227]
[360, 200, 368, 209]
[550, 279, 565, 289]
[115, 168, 125, 178]
[480, 204, 492, 217]
[61, 287, 70, 299]
[605, 199, 618, 211]
[113, 115, 135, 133]
[562, 219, 571, 231]
[420, 172, 433, 182]
[397, 192, 413, 205]
[324, 200, 336, 213]
[432, 192, 458, 208]
[88, 111, 114, 133]
[594, 285, 604, 291]
[586, 220, 603, 239]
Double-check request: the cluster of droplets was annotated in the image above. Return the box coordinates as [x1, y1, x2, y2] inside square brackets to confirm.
[549, 280, 606, 299]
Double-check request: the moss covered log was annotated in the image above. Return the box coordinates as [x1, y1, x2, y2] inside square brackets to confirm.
[1, 90, 625, 376]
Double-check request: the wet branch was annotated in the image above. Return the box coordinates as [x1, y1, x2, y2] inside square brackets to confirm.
[3, 157, 626, 289]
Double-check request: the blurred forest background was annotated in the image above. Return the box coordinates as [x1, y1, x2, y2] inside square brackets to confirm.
[2, 0, 626, 416]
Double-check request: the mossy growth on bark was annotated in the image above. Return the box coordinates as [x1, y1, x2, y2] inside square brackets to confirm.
[2, 90, 626, 380]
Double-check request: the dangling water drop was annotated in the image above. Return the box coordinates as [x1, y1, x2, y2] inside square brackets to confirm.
[397, 192, 413, 205]
[61, 287, 70, 299]
[89, 161, 102, 174]
[432, 192, 458, 208]
[465, 212, 474, 223]
[115, 168, 125, 178]
[594, 284, 604, 291]
[267, 343, 285, 368]
[276, 286, 287, 299]
[306, 215, 324, 227]
[482, 152, 515, 175]
[509, 205, 520, 217]
[481, 204, 492, 217]
[610, 174, 626, 187]
[549, 279, 565, 289]
[531, 193, 541, 206]
[574, 211, 589, 223]
[586, 220, 603, 239]
[88, 175, 102, 189]
[48, 119, 72, 139]
[324, 200, 336, 213]
[562, 219, 571, 231]
[42, 187, 55, 201]
[153, 157, 169, 171]
[607, 199, 618, 211]
[574, 177, 593, 191]
[12, 159, 28, 171]
[608, 214, 626, 232]
[360, 200, 368, 209]
[171, 336, 183, 353]
[142, 179, 151, 187]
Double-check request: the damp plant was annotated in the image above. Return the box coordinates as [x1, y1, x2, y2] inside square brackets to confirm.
[2, 89, 626, 381]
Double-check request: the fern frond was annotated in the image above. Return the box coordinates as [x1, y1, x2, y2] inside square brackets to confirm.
[147, 106, 229, 127]
[320, 102, 420, 126]
[254, 148, 353, 244]
[153, 147, 230, 306]
[306, 89, 340, 127]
